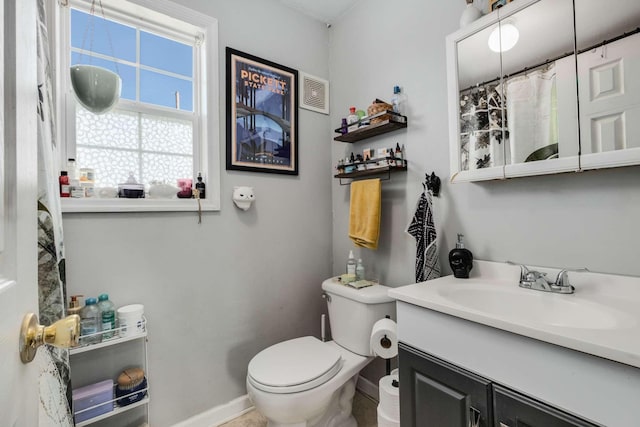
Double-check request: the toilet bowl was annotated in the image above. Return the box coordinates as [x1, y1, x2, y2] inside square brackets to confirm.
[247, 338, 370, 427]
[246, 278, 396, 427]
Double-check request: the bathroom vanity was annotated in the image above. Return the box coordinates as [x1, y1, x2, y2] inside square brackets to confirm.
[389, 261, 640, 426]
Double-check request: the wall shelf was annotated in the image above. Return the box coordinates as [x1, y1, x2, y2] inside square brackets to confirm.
[334, 111, 407, 143]
[334, 164, 407, 185]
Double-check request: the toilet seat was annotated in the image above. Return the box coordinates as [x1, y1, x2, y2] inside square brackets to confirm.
[248, 336, 343, 394]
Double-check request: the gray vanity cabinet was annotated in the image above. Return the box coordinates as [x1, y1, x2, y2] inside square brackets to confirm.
[399, 343, 598, 427]
[493, 385, 598, 427]
[399, 343, 493, 427]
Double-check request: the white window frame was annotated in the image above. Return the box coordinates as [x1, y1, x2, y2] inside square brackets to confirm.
[50, 0, 220, 212]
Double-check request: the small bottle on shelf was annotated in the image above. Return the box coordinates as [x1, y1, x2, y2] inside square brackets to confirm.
[346, 250, 357, 276]
[59, 171, 70, 198]
[79, 298, 102, 345]
[356, 258, 365, 281]
[347, 107, 359, 129]
[98, 294, 116, 339]
[195, 172, 206, 199]
[341, 118, 348, 134]
[67, 158, 79, 181]
[391, 85, 406, 115]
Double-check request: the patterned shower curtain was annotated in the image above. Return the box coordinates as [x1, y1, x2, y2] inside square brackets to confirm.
[36, 0, 74, 425]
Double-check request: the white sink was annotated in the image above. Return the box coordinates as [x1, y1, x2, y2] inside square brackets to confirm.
[388, 260, 640, 369]
[435, 282, 634, 330]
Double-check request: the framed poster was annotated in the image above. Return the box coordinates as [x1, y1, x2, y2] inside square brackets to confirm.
[226, 48, 299, 175]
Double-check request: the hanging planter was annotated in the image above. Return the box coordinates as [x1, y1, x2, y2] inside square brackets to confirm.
[70, 0, 121, 114]
[70, 65, 121, 114]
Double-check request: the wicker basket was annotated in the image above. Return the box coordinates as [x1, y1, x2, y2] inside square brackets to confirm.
[367, 101, 393, 124]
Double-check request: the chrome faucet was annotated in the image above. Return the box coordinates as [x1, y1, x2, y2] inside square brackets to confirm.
[508, 262, 588, 294]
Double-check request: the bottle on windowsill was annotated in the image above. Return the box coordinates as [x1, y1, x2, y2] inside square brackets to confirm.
[195, 172, 206, 199]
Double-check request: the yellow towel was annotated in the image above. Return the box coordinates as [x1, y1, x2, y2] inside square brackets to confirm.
[349, 178, 381, 249]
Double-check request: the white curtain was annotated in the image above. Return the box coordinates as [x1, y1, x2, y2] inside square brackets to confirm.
[506, 64, 558, 164]
[36, 0, 74, 425]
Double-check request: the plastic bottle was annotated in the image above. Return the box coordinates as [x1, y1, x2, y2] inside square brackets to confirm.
[356, 258, 365, 281]
[80, 298, 102, 345]
[391, 86, 404, 115]
[195, 172, 206, 199]
[347, 107, 359, 125]
[59, 171, 70, 198]
[67, 158, 78, 181]
[98, 293, 116, 339]
[346, 250, 357, 276]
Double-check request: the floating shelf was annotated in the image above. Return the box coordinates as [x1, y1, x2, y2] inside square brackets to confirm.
[334, 165, 407, 185]
[334, 111, 408, 143]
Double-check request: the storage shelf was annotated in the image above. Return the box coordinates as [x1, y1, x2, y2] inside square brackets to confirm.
[334, 165, 407, 185]
[334, 112, 408, 143]
[70, 331, 147, 355]
[75, 396, 150, 427]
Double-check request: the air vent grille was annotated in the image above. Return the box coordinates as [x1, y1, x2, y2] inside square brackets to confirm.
[300, 72, 329, 114]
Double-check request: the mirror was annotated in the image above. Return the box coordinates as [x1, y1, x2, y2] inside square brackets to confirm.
[575, 0, 640, 170]
[456, 23, 505, 178]
[499, 0, 578, 177]
[448, 0, 580, 181]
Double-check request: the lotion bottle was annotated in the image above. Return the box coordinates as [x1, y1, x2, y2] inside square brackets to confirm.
[346, 250, 357, 276]
[356, 258, 365, 281]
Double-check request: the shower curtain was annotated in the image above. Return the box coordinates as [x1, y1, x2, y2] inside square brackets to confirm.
[36, 0, 74, 425]
[459, 83, 507, 170]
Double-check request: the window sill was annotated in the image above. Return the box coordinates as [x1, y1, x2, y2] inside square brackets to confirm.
[61, 197, 219, 213]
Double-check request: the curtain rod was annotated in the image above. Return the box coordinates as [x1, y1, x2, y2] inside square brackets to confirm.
[459, 26, 640, 94]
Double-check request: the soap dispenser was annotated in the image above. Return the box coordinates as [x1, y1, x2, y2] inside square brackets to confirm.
[449, 234, 473, 279]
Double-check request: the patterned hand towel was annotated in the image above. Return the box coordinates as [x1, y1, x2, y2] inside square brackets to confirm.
[406, 189, 441, 282]
[349, 178, 381, 250]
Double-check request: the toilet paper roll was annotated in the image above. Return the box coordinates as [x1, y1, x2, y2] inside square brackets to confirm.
[378, 374, 400, 421]
[377, 405, 400, 427]
[370, 318, 398, 359]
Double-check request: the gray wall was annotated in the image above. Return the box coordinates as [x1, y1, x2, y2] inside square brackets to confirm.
[330, 0, 640, 284]
[63, 0, 640, 424]
[63, 1, 332, 426]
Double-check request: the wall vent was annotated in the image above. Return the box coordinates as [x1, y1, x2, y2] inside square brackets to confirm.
[299, 72, 329, 115]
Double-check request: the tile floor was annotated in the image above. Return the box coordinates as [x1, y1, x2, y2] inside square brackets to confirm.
[220, 390, 378, 427]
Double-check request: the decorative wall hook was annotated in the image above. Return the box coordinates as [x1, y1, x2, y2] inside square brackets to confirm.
[424, 172, 441, 197]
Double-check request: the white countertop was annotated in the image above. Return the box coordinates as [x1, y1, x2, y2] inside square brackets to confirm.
[388, 260, 640, 369]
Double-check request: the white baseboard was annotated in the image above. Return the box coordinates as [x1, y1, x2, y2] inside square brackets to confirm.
[172, 377, 380, 427]
[171, 394, 254, 427]
[356, 375, 379, 402]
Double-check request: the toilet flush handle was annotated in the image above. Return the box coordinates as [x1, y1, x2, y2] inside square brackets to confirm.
[322, 292, 331, 302]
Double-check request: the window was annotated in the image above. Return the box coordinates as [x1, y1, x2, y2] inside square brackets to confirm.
[54, 0, 219, 211]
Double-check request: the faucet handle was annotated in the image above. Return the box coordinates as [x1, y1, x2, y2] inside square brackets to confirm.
[555, 268, 589, 288]
[506, 261, 530, 282]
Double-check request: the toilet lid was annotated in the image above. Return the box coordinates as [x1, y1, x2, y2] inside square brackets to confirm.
[248, 336, 342, 393]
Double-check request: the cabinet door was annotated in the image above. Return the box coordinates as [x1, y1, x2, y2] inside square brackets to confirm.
[493, 385, 599, 427]
[399, 343, 492, 427]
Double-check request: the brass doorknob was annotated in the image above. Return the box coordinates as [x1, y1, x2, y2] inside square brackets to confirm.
[19, 313, 80, 363]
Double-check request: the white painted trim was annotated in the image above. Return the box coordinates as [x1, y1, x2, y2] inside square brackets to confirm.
[61, 197, 218, 213]
[171, 395, 253, 427]
[356, 375, 379, 402]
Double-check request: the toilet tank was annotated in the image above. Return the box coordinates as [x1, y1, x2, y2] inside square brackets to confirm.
[321, 278, 396, 356]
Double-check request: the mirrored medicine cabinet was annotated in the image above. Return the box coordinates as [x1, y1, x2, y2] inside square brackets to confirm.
[447, 0, 640, 182]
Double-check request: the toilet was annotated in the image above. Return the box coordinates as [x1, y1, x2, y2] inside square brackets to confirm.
[246, 277, 395, 427]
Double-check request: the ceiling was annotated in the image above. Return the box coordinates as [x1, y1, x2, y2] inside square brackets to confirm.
[277, 0, 360, 25]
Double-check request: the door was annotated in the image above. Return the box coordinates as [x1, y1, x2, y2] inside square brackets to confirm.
[493, 385, 599, 427]
[399, 343, 493, 427]
[0, 0, 41, 425]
